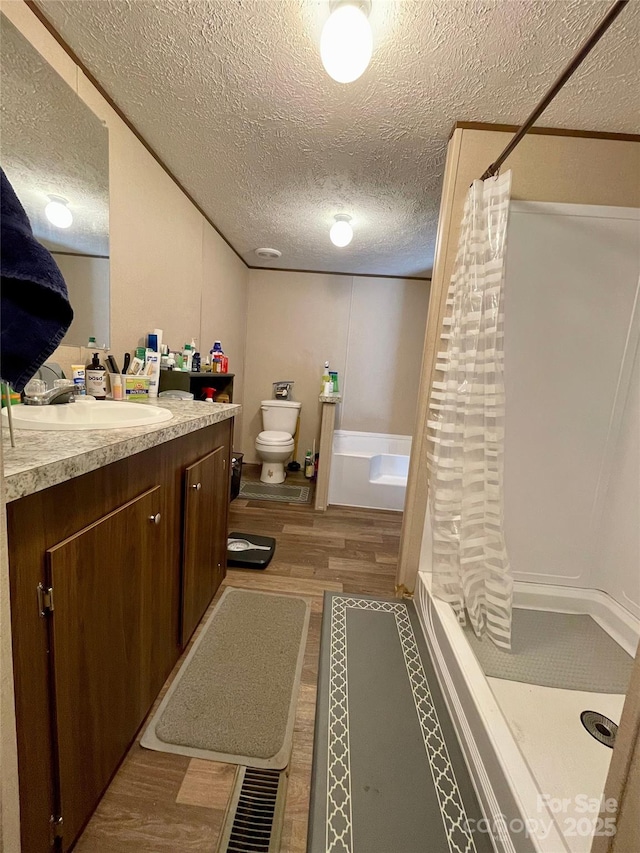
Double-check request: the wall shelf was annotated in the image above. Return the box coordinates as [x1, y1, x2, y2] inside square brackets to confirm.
[159, 370, 234, 402]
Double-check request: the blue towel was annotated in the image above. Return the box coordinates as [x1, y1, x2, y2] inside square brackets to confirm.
[1, 168, 73, 392]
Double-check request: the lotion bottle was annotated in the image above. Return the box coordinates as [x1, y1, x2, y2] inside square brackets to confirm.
[86, 353, 106, 399]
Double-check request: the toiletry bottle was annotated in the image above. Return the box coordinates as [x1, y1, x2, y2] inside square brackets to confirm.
[210, 341, 224, 373]
[111, 374, 123, 400]
[71, 364, 86, 395]
[192, 351, 201, 373]
[183, 343, 193, 371]
[329, 371, 339, 393]
[86, 353, 106, 399]
[82, 335, 97, 367]
[145, 350, 161, 397]
[321, 361, 330, 393]
[304, 451, 314, 479]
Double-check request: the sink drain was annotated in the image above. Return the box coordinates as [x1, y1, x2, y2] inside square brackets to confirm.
[581, 710, 618, 748]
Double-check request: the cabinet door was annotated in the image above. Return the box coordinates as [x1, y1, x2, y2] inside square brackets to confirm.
[46, 486, 163, 851]
[181, 445, 227, 645]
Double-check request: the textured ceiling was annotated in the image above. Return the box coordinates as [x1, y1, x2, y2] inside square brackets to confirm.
[0, 15, 109, 256]
[32, 0, 639, 277]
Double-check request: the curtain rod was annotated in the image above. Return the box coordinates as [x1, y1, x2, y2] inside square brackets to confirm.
[479, 0, 630, 181]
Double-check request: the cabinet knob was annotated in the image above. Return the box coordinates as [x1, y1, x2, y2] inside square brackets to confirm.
[149, 513, 161, 525]
[192, 482, 202, 491]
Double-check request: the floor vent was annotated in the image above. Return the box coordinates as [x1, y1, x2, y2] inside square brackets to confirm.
[215, 766, 288, 853]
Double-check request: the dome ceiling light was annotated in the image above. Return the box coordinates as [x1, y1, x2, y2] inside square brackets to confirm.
[320, 0, 373, 84]
[45, 195, 72, 229]
[330, 214, 353, 247]
[254, 247, 282, 260]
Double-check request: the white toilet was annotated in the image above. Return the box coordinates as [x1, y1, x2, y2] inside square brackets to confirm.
[255, 399, 301, 484]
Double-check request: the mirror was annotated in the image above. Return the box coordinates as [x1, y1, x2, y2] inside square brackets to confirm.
[0, 13, 110, 348]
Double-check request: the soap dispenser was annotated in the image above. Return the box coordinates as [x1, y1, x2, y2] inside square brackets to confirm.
[86, 353, 106, 399]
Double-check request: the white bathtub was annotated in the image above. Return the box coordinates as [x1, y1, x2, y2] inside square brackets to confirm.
[415, 571, 639, 853]
[328, 430, 411, 511]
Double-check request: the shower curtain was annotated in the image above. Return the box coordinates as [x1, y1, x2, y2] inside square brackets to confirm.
[427, 171, 513, 649]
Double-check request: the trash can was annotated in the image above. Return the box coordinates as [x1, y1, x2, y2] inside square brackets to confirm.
[230, 452, 243, 501]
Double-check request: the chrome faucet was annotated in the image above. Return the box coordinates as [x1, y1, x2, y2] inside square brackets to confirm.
[23, 383, 81, 406]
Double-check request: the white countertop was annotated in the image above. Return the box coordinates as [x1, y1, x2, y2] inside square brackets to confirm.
[2, 399, 240, 502]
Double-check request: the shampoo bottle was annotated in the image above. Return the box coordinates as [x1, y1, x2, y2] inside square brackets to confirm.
[321, 361, 330, 393]
[86, 353, 106, 399]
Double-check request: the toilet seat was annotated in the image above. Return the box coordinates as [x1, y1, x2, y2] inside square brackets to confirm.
[256, 430, 293, 445]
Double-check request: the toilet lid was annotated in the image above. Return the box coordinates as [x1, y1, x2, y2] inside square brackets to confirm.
[256, 430, 293, 445]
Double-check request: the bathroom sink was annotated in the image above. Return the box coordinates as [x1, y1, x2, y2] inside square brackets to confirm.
[1, 401, 174, 431]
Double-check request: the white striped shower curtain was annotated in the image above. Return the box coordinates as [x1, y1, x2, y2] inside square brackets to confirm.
[427, 171, 513, 649]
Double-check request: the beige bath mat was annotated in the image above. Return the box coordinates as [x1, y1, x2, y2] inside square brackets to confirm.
[141, 587, 310, 769]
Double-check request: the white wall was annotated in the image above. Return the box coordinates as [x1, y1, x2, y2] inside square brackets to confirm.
[418, 202, 640, 617]
[501, 203, 640, 603]
[341, 277, 430, 435]
[241, 270, 430, 463]
[597, 317, 640, 618]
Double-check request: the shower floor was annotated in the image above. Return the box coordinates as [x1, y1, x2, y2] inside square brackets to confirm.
[469, 608, 632, 853]
[464, 608, 633, 693]
[489, 679, 624, 853]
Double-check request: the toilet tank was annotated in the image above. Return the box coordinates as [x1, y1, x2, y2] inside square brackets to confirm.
[261, 400, 301, 434]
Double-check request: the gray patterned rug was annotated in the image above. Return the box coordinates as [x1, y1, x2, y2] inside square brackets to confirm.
[141, 588, 310, 769]
[239, 480, 311, 503]
[464, 608, 633, 694]
[308, 593, 493, 853]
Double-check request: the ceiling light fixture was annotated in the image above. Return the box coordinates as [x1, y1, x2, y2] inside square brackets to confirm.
[45, 195, 72, 229]
[330, 214, 353, 247]
[320, 1, 372, 84]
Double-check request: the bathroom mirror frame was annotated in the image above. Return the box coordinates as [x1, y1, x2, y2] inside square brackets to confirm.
[0, 12, 110, 348]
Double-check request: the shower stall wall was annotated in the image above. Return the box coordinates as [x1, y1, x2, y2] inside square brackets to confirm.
[417, 201, 640, 853]
[502, 202, 640, 613]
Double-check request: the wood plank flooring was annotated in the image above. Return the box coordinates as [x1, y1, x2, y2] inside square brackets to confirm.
[75, 491, 402, 852]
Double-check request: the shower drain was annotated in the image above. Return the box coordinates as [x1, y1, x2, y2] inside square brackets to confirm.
[580, 710, 618, 749]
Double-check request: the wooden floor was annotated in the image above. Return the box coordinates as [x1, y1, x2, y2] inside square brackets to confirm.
[75, 484, 402, 852]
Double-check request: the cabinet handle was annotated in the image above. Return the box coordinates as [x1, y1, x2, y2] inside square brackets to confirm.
[192, 482, 202, 491]
[149, 513, 161, 525]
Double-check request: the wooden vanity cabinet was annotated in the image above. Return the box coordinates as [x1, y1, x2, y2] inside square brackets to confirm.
[6, 419, 232, 852]
[47, 485, 164, 848]
[182, 444, 229, 645]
